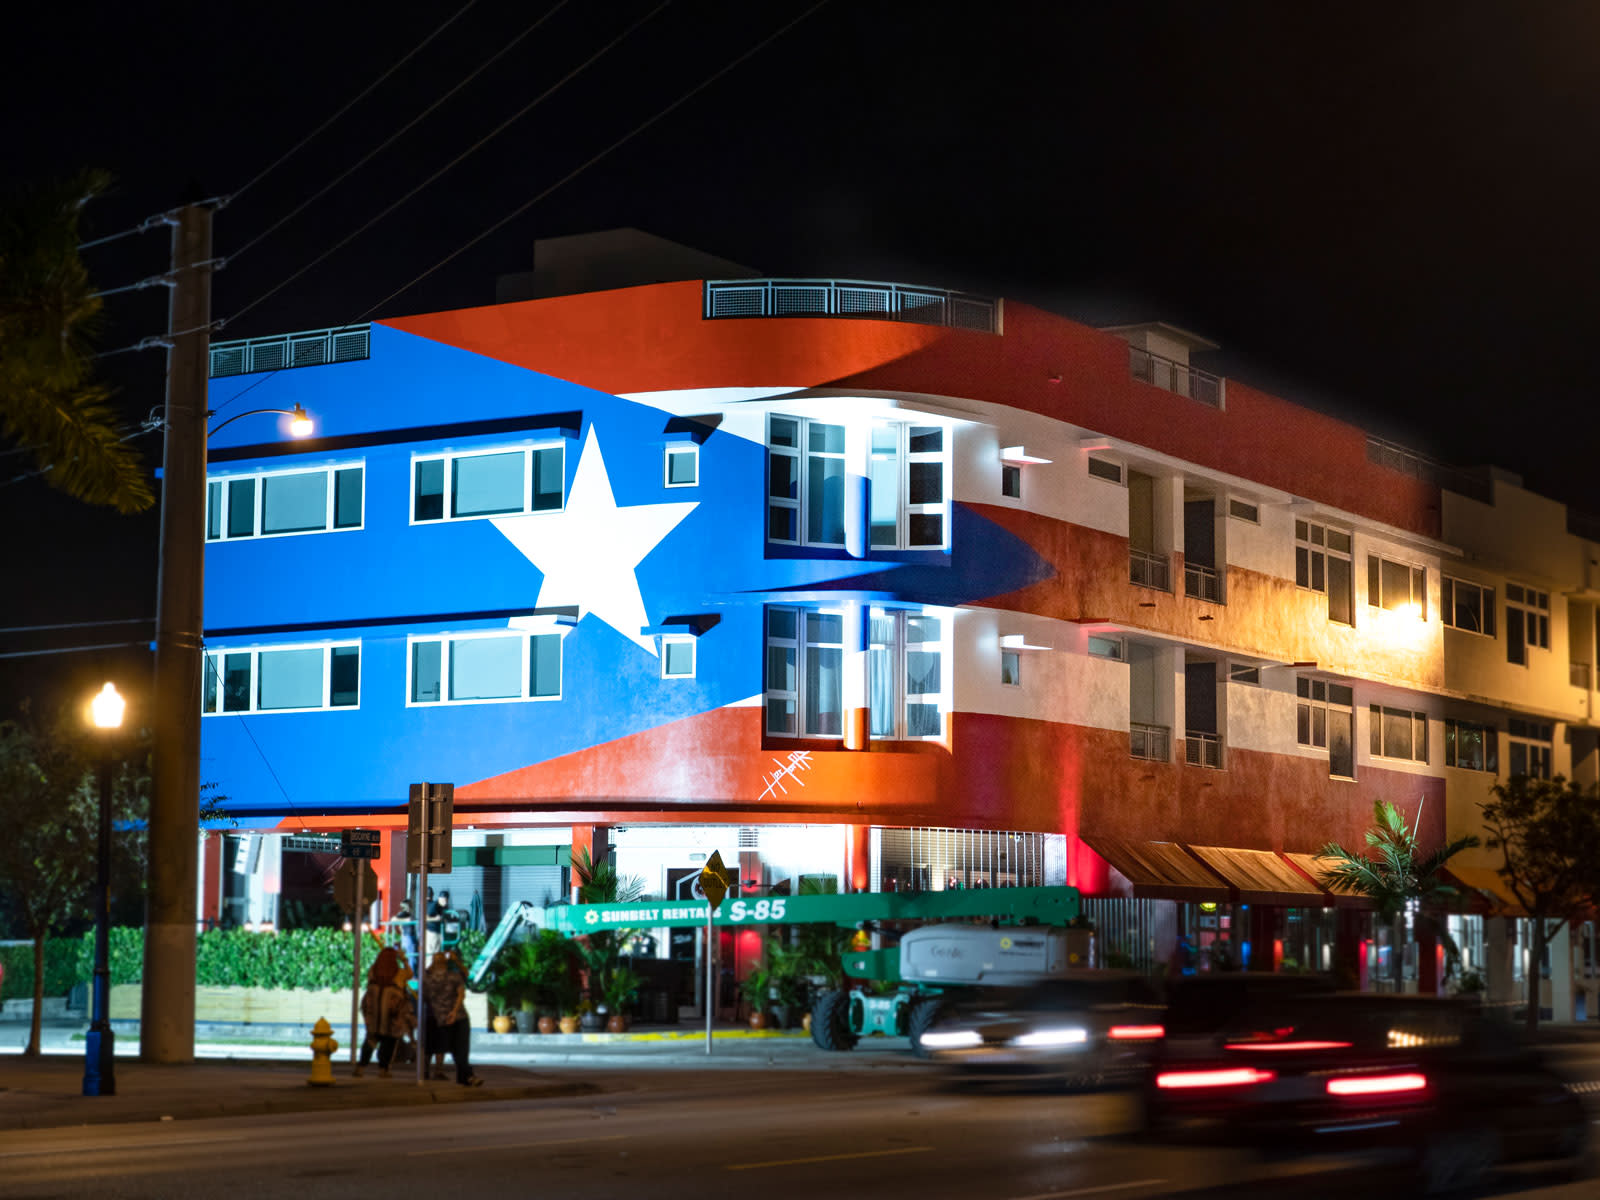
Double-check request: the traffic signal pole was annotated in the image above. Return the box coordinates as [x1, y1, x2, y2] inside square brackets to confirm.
[143, 202, 214, 1064]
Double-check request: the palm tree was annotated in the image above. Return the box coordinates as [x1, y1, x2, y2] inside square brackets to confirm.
[0, 171, 154, 512]
[1317, 799, 1479, 992]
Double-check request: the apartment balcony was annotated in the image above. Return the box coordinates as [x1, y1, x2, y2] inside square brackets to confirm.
[1129, 346, 1223, 409]
[1573, 661, 1593, 690]
[1130, 722, 1171, 762]
[1184, 731, 1223, 769]
[1130, 548, 1171, 592]
[210, 325, 371, 378]
[1184, 561, 1222, 603]
[704, 278, 999, 333]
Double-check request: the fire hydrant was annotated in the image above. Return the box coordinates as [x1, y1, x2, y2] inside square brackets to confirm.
[307, 1017, 338, 1087]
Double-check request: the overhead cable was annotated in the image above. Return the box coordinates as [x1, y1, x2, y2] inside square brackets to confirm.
[230, 0, 482, 204]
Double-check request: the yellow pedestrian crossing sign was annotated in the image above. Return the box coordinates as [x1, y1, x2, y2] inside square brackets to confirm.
[696, 849, 732, 915]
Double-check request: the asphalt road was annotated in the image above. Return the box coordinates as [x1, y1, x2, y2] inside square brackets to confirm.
[2, 1063, 1595, 1200]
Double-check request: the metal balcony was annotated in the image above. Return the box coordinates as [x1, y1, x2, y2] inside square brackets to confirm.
[1130, 548, 1171, 592]
[1184, 562, 1222, 603]
[1130, 722, 1171, 762]
[1185, 731, 1223, 769]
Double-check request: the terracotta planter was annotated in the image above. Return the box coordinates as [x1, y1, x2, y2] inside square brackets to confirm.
[491, 1014, 515, 1035]
[748, 1010, 769, 1030]
[606, 1013, 629, 1033]
[558, 1015, 581, 1034]
[537, 1015, 557, 1035]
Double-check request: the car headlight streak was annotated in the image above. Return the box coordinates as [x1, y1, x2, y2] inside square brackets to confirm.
[1012, 1027, 1089, 1048]
[920, 1029, 983, 1049]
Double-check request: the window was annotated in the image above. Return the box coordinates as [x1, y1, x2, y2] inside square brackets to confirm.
[869, 608, 944, 738]
[1368, 555, 1427, 618]
[1087, 457, 1123, 484]
[765, 606, 844, 736]
[1442, 577, 1496, 637]
[1297, 677, 1354, 777]
[407, 629, 562, 705]
[203, 642, 360, 713]
[664, 444, 698, 488]
[411, 444, 564, 523]
[1228, 663, 1260, 685]
[1505, 584, 1550, 666]
[1296, 520, 1353, 625]
[1228, 498, 1259, 523]
[1370, 705, 1428, 763]
[661, 636, 696, 678]
[206, 464, 364, 540]
[1000, 649, 1021, 687]
[1001, 463, 1022, 499]
[1087, 635, 1125, 661]
[1445, 718, 1498, 772]
[869, 421, 947, 549]
[1508, 718, 1553, 779]
[768, 416, 844, 546]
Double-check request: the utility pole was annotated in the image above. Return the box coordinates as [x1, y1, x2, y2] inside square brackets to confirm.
[143, 202, 214, 1064]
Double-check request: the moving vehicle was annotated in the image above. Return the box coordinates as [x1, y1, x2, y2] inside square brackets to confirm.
[1142, 993, 1588, 1193]
[919, 972, 1165, 1089]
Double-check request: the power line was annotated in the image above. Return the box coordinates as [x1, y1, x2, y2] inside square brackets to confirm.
[0, 641, 151, 661]
[0, 618, 153, 635]
[229, 0, 572, 265]
[230, 0, 482, 205]
[228, 1, 671, 328]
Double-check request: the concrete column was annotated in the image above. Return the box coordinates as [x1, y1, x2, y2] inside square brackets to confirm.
[843, 602, 869, 750]
[1549, 922, 1574, 1024]
[846, 825, 871, 892]
[1486, 916, 1516, 1011]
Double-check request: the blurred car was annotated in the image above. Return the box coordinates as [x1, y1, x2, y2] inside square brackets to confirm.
[919, 971, 1165, 1089]
[1142, 993, 1588, 1192]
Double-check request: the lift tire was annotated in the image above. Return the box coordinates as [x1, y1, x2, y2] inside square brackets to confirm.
[908, 995, 946, 1058]
[811, 989, 858, 1051]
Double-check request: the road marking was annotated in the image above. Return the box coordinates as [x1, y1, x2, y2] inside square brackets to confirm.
[1007, 1181, 1168, 1200]
[409, 1133, 627, 1156]
[0, 1132, 254, 1159]
[726, 1145, 933, 1171]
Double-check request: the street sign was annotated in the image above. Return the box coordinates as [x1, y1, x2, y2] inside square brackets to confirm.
[333, 859, 378, 915]
[340, 828, 381, 859]
[406, 782, 453, 874]
[698, 849, 732, 915]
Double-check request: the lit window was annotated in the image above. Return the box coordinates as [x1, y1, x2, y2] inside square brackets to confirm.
[662, 636, 696, 678]
[869, 421, 947, 549]
[1297, 677, 1354, 778]
[1441, 577, 1495, 637]
[869, 608, 944, 738]
[1507, 718, 1553, 779]
[411, 444, 564, 524]
[664, 444, 698, 488]
[1296, 521, 1353, 626]
[407, 629, 563, 705]
[1370, 705, 1428, 763]
[1088, 635, 1125, 661]
[1505, 585, 1550, 666]
[1367, 555, 1427, 618]
[205, 464, 364, 540]
[1001, 649, 1021, 687]
[203, 642, 361, 714]
[1445, 718, 1498, 772]
[764, 606, 845, 736]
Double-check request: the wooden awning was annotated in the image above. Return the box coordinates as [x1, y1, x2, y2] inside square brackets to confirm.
[1186, 845, 1330, 906]
[1082, 836, 1229, 902]
[1281, 851, 1369, 908]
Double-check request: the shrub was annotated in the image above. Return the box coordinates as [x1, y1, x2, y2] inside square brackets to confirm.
[0, 939, 84, 1001]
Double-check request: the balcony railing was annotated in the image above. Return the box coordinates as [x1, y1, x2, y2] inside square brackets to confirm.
[1130, 722, 1170, 762]
[704, 278, 999, 333]
[1130, 548, 1171, 592]
[1184, 731, 1223, 769]
[1129, 346, 1223, 408]
[1573, 662, 1593, 690]
[1184, 561, 1222, 603]
[210, 325, 371, 378]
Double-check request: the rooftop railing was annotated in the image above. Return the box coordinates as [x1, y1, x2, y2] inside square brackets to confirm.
[1129, 346, 1222, 408]
[704, 279, 999, 333]
[209, 325, 371, 378]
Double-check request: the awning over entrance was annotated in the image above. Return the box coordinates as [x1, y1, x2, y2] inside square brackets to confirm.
[1185, 845, 1329, 907]
[1082, 837, 1229, 902]
[1442, 864, 1527, 917]
[1280, 851, 1368, 908]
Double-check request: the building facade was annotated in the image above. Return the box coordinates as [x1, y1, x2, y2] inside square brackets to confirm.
[198, 271, 1600, 1014]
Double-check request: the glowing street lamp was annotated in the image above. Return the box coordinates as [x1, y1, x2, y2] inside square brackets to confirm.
[207, 402, 316, 439]
[83, 682, 124, 1096]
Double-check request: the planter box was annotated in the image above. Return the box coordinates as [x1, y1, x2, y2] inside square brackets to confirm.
[108, 985, 487, 1027]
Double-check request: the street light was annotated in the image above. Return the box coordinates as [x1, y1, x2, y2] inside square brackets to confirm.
[207, 402, 316, 439]
[83, 681, 125, 1096]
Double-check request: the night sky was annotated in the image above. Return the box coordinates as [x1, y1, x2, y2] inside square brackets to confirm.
[3, 1, 1594, 709]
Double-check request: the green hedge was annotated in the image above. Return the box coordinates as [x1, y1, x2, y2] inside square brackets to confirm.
[0, 940, 84, 1002]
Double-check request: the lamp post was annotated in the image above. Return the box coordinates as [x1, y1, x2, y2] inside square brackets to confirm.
[83, 681, 125, 1096]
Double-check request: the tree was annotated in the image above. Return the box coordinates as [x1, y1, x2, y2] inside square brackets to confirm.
[569, 846, 644, 1014]
[0, 706, 139, 1055]
[1480, 775, 1600, 1032]
[1318, 799, 1479, 992]
[0, 171, 154, 513]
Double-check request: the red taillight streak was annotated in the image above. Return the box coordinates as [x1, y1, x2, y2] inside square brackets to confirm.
[1326, 1073, 1427, 1096]
[1224, 1040, 1353, 1052]
[1108, 1024, 1166, 1040]
[1155, 1068, 1276, 1090]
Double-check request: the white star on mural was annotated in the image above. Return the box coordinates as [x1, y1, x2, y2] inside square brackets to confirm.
[493, 427, 697, 655]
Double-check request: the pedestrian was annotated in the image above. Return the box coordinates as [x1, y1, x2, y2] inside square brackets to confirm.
[353, 947, 416, 1078]
[422, 949, 482, 1087]
[424, 886, 442, 956]
[394, 898, 418, 965]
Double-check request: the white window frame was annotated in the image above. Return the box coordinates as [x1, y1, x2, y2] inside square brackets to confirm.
[405, 627, 566, 707]
[205, 461, 366, 541]
[663, 444, 698, 489]
[1087, 634, 1125, 661]
[767, 415, 846, 549]
[1505, 584, 1551, 666]
[869, 420, 949, 551]
[409, 441, 566, 526]
[203, 640, 362, 715]
[1369, 704, 1429, 763]
[868, 606, 947, 740]
[1445, 718, 1498, 772]
[1297, 676, 1355, 778]
[764, 605, 847, 737]
[1441, 576, 1496, 637]
[1507, 718, 1553, 780]
[660, 635, 697, 679]
[1000, 648, 1022, 687]
[1367, 554, 1428, 620]
[1295, 520, 1353, 626]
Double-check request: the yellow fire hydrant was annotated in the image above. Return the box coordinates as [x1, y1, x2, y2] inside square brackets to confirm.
[307, 1017, 339, 1087]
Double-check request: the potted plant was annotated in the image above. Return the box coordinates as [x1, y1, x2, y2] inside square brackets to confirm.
[602, 964, 642, 1032]
[740, 964, 772, 1029]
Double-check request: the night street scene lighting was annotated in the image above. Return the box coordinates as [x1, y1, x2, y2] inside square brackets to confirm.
[82, 681, 125, 1097]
